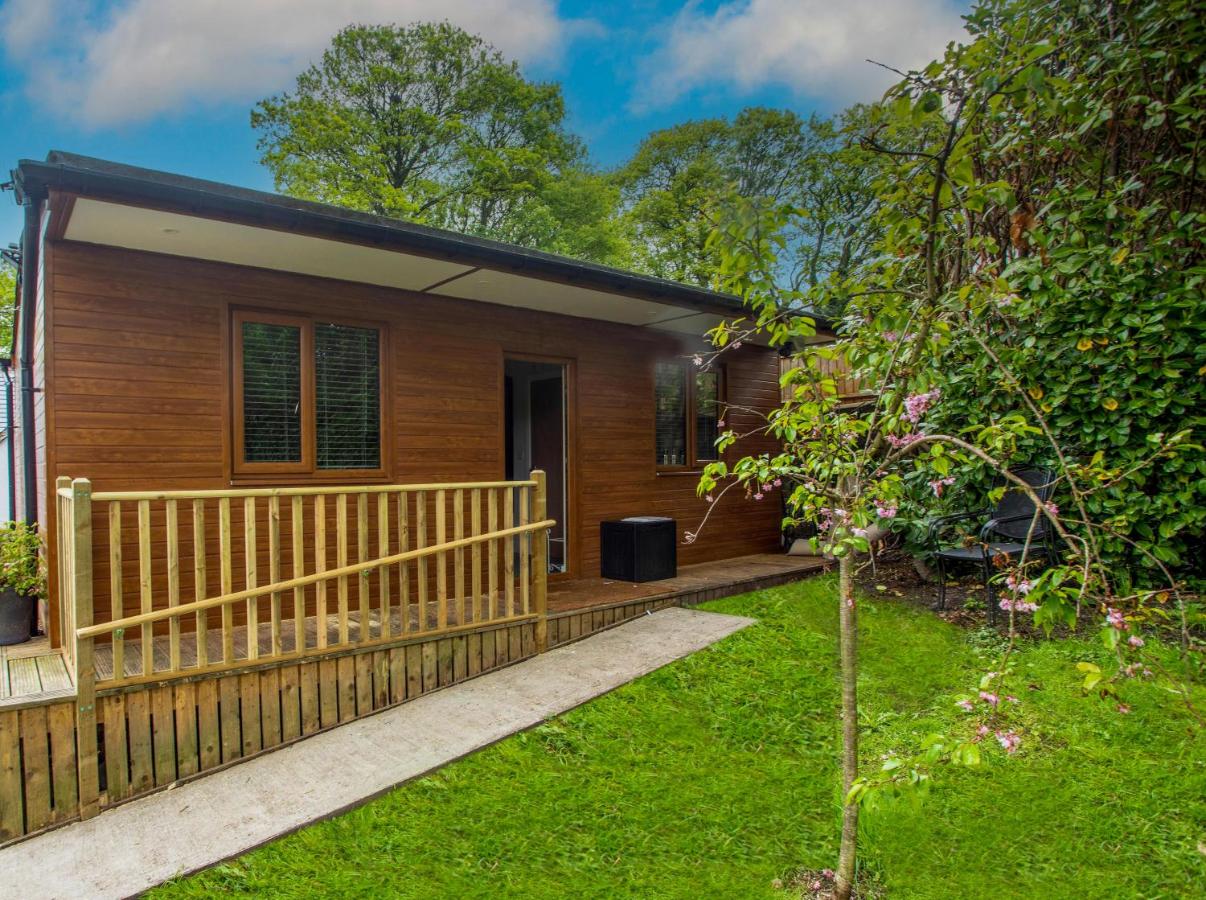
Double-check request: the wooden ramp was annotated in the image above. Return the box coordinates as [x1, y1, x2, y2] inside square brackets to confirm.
[0, 638, 75, 707]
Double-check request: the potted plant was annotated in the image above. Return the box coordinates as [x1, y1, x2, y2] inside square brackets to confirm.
[0, 522, 45, 645]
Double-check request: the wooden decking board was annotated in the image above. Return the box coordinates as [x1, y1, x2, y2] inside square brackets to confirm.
[0, 639, 76, 706]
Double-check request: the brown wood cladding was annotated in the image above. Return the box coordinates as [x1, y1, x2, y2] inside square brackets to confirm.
[41, 239, 784, 635]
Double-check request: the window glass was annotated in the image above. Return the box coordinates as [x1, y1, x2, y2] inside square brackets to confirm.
[695, 369, 721, 462]
[655, 362, 687, 466]
[315, 323, 381, 470]
[241, 321, 302, 463]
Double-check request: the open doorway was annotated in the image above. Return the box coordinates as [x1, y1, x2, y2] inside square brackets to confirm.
[504, 358, 569, 574]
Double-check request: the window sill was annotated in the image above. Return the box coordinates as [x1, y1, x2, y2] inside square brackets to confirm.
[229, 472, 393, 487]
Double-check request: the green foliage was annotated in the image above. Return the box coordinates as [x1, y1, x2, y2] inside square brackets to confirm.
[0, 262, 15, 355]
[0, 521, 45, 597]
[252, 23, 626, 264]
[152, 579, 1205, 898]
[615, 107, 883, 295]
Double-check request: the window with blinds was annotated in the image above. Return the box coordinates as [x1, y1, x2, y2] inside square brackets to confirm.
[315, 323, 380, 470]
[234, 311, 385, 476]
[241, 322, 302, 463]
[655, 362, 687, 467]
[655, 360, 725, 469]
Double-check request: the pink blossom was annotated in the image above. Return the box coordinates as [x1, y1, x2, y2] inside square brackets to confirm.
[904, 389, 941, 423]
[821, 870, 835, 881]
[887, 432, 922, 448]
[753, 492, 764, 501]
[717, 419, 725, 428]
[1105, 608, 1127, 630]
[692, 354, 703, 367]
[875, 503, 898, 519]
[1005, 572, 1033, 595]
[979, 691, 1000, 707]
[1000, 598, 1038, 613]
[883, 331, 899, 342]
[1116, 703, 1131, 715]
[996, 730, 1021, 754]
[957, 699, 975, 712]
[772, 478, 782, 487]
[705, 494, 714, 504]
[975, 724, 990, 739]
[1128, 635, 1144, 648]
[731, 341, 743, 350]
[1044, 501, 1059, 516]
[761, 483, 772, 492]
[1006, 695, 1020, 704]
[929, 476, 956, 498]
[852, 527, 869, 539]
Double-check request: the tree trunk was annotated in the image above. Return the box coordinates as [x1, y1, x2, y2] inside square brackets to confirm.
[834, 551, 859, 900]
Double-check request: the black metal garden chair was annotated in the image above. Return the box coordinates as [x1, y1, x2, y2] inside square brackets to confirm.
[927, 468, 1057, 624]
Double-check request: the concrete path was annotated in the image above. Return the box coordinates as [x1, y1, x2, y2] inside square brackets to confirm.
[0, 607, 754, 899]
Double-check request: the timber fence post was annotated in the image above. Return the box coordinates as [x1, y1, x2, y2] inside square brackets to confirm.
[71, 478, 100, 818]
[530, 470, 549, 653]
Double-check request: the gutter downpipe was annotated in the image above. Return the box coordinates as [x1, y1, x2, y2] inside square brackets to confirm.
[16, 193, 39, 529]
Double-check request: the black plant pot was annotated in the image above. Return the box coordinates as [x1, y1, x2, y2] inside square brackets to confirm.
[0, 588, 34, 645]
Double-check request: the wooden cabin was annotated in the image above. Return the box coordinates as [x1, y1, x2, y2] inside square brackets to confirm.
[0, 152, 835, 842]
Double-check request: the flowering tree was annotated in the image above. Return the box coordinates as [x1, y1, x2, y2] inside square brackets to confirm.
[692, 1, 1202, 895]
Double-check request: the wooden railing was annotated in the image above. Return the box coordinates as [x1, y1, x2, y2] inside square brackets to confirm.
[56, 474, 553, 692]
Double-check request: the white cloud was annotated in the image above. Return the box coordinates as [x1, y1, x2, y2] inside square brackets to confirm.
[634, 0, 969, 110]
[0, 0, 585, 128]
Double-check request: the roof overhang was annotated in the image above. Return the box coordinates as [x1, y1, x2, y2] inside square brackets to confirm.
[15, 153, 832, 339]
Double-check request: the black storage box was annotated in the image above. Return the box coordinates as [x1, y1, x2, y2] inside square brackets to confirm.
[600, 517, 677, 582]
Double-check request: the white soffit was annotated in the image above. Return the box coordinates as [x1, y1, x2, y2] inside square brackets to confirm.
[428, 267, 693, 327]
[62, 198, 731, 335]
[64, 198, 471, 291]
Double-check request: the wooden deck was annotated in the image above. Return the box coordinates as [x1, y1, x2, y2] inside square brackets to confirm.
[548, 552, 827, 613]
[0, 637, 75, 707]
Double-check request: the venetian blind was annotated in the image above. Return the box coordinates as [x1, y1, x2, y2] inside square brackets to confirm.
[695, 369, 721, 462]
[241, 321, 302, 463]
[655, 362, 687, 466]
[315, 322, 381, 470]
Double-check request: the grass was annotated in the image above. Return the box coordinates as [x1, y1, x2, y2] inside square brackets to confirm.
[153, 577, 1205, 899]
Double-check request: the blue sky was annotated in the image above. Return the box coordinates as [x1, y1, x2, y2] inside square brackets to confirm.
[0, 0, 969, 243]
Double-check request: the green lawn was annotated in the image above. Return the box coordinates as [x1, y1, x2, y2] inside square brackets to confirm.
[153, 577, 1205, 899]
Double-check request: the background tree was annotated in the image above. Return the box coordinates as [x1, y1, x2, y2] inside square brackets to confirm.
[252, 22, 627, 264]
[0, 262, 14, 352]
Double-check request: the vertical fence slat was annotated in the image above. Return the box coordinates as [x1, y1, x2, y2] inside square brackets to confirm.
[488, 489, 499, 621]
[165, 499, 181, 673]
[137, 500, 154, 677]
[269, 496, 282, 657]
[291, 496, 305, 653]
[219, 497, 234, 664]
[398, 491, 410, 635]
[193, 500, 208, 668]
[336, 494, 349, 645]
[108, 501, 124, 681]
[378, 494, 391, 640]
[519, 486, 530, 616]
[415, 491, 428, 632]
[470, 488, 482, 623]
[453, 489, 465, 624]
[503, 487, 515, 619]
[314, 495, 328, 649]
[357, 493, 369, 641]
[435, 489, 447, 630]
[244, 497, 258, 661]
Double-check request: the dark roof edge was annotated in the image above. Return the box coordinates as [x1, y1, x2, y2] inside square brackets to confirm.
[13, 151, 834, 330]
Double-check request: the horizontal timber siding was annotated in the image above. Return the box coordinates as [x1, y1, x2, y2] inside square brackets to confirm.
[43, 240, 783, 637]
